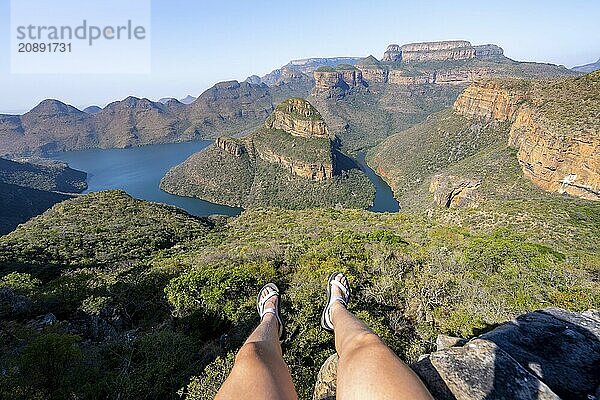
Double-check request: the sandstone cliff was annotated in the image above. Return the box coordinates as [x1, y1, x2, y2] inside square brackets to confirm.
[401, 40, 476, 62]
[312, 66, 365, 97]
[265, 98, 329, 138]
[453, 72, 600, 200]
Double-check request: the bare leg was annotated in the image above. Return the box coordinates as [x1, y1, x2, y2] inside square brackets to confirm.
[215, 288, 297, 400]
[330, 277, 432, 400]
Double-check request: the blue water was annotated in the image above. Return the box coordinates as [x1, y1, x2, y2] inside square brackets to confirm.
[355, 153, 400, 213]
[50, 141, 243, 217]
[50, 142, 399, 217]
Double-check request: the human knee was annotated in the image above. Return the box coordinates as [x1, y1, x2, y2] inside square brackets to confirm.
[236, 341, 272, 364]
[341, 330, 384, 355]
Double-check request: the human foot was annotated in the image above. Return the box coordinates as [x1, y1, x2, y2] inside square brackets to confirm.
[257, 283, 284, 339]
[321, 272, 351, 332]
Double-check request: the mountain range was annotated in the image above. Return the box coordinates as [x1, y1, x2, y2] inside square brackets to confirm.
[0, 40, 576, 158]
[572, 58, 600, 73]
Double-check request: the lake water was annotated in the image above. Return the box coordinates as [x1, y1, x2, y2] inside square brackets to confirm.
[51, 141, 399, 217]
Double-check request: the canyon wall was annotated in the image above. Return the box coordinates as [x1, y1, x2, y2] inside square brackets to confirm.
[453, 80, 599, 200]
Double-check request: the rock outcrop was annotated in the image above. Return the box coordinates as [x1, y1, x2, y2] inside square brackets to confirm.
[429, 174, 481, 208]
[312, 66, 365, 97]
[473, 44, 504, 57]
[400, 40, 476, 62]
[382, 44, 402, 62]
[215, 137, 246, 157]
[313, 308, 600, 400]
[453, 73, 600, 200]
[265, 98, 329, 138]
[414, 308, 600, 400]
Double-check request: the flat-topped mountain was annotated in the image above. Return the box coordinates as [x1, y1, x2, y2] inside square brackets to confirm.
[160, 98, 374, 209]
[314, 40, 575, 95]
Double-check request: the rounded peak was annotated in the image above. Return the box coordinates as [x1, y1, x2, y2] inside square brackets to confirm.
[29, 99, 82, 115]
[386, 44, 401, 51]
[274, 98, 324, 121]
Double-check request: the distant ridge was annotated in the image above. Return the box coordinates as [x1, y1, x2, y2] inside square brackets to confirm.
[572, 58, 600, 73]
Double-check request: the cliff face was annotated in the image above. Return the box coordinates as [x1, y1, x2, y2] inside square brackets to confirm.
[215, 137, 247, 157]
[312, 66, 365, 97]
[382, 44, 402, 62]
[453, 74, 600, 200]
[265, 98, 329, 138]
[452, 81, 524, 121]
[401, 41, 476, 62]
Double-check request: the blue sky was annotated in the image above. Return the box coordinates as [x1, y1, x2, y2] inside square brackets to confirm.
[1, 0, 599, 113]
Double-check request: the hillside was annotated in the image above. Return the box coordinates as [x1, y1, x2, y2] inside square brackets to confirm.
[0, 78, 313, 157]
[161, 98, 375, 209]
[0, 157, 87, 234]
[0, 182, 72, 236]
[0, 190, 597, 399]
[0, 157, 86, 193]
[369, 71, 599, 202]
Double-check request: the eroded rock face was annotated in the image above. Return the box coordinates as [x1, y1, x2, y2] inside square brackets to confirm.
[312, 68, 365, 97]
[453, 79, 600, 200]
[508, 106, 600, 200]
[265, 98, 329, 138]
[429, 174, 481, 208]
[473, 44, 504, 57]
[215, 137, 246, 157]
[401, 40, 476, 62]
[382, 44, 402, 62]
[256, 144, 333, 181]
[414, 339, 561, 400]
[453, 81, 523, 121]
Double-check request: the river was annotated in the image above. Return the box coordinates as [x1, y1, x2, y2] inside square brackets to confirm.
[51, 141, 398, 217]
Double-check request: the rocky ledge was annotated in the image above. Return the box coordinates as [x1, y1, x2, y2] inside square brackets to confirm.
[453, 74, 600, 200]
[314, 307, 600, 400]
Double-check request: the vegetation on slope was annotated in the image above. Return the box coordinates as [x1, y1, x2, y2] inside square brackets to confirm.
[0, 190, 597, 399]
[0, 158, 87, 193]
[0, 157, 88, 234]
[310, 83, 464, 152]
[0, 183, 72, 235]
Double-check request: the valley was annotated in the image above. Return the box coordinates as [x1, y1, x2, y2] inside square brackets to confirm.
[0, 36, 598, 400]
